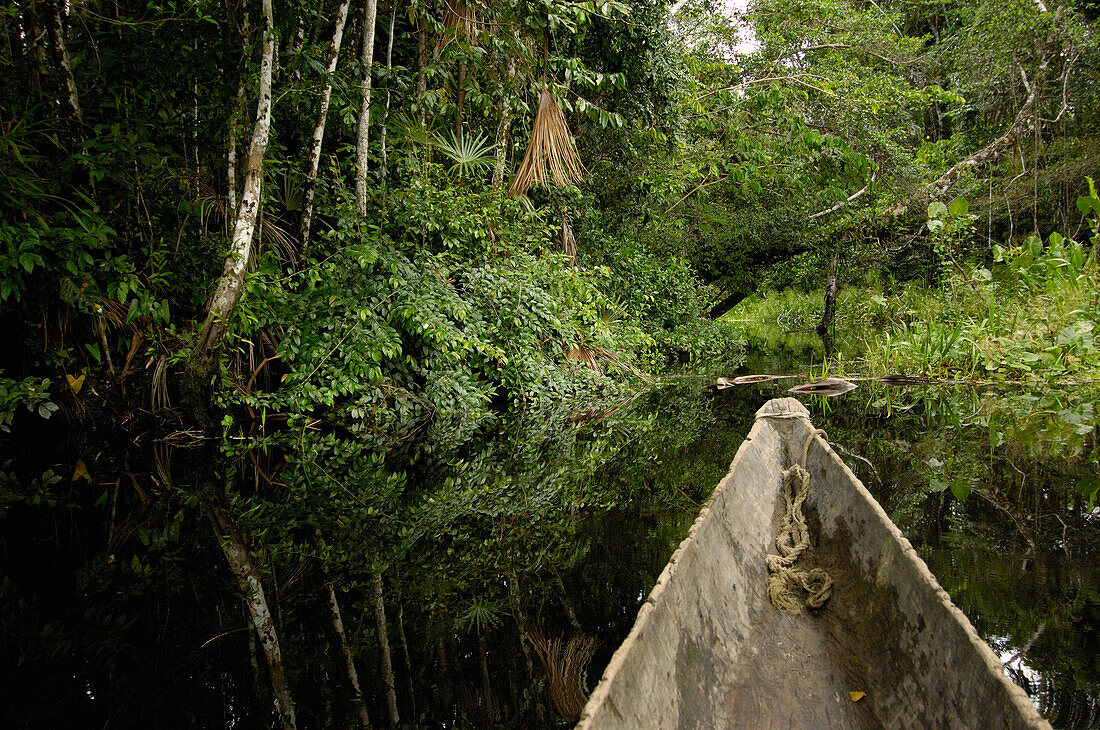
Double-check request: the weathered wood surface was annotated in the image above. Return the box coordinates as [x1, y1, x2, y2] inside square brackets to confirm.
[576, 397, 1050, 730]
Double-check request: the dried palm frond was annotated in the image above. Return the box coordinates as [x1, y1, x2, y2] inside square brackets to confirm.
[151, 354, 170, 411]
[525, 624, 596, 723]
[564, 342, 599, 371]
[508, 88, 585, 196]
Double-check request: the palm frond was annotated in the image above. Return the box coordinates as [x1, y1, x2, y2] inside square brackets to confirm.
[433, 130, 496, 177]
[509, 88, 585, 196]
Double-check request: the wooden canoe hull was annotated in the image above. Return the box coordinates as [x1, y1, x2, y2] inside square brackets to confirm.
[576, 398, 1049, 730]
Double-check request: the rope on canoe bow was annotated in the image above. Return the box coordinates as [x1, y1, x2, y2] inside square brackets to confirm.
[761, 413, 834, 615]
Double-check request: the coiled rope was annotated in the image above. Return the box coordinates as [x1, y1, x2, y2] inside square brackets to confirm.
[760, 411, 834, 615]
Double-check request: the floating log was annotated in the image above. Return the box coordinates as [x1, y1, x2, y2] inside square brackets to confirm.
[577, 398, 1049, 730]
[717, 375, 788, 389]
[788, 377, 858, 396]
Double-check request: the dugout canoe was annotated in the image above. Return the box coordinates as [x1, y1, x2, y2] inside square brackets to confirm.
[576, 398, 1050, 730]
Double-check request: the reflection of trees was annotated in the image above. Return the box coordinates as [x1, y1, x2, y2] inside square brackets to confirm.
[3, 380, 1096, 725]
[923, 547, 1100, 729]
[797, 382, 1100, 553]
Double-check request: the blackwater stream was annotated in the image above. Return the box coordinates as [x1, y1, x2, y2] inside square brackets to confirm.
[2, 370, 1098, 728]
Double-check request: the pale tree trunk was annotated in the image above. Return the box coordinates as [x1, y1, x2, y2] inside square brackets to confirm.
[227, 76, 246, 218]
[370, 571, 400, 726]
[491, 57, 517, 189]
[322, 568, 372, 729]
[205, 500, 297, 728]
[194, 0, 275, 365]
[301, 0, 353, 256]
[355, 0, 379, 217]
[379, 1, 397, 182]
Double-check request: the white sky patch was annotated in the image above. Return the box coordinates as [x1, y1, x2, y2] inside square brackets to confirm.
[669, 0, 760, 57]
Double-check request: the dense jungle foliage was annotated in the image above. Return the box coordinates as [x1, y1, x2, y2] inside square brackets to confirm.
[2, 0, 1099, 725]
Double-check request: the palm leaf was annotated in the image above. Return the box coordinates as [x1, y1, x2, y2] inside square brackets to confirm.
[433, 130, 496, 177]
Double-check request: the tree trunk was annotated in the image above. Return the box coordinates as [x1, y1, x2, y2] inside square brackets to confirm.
[194, 0, 275, 365]
[323, 570, 372, 729]
[394, 587, 418, 720]
[370, 571, 400, 726]
[704, 288, 752, 320]
[301, 0, 352, 256]
[416, 15, 428, 124]
[379, 1, 397, 182]
[491, 57, 516, 189]
[46, 0, 96, 206]
[45, 0, 82, 125]
[355, 0, 379, 217]
[205, 499, 297, 728]
[477, 634, 495, 720]
[455, 59, 467, 140]
[817, 248, 840, 360]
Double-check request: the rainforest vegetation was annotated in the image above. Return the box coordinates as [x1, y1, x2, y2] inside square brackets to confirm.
[1, 0, 1099, 726]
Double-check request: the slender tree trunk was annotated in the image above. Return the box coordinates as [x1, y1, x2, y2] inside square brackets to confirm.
[205, 499, 297, 728]
[817, 248, 840, 360]
[245, 601, 266, 709]
[194, 0, 275, 365]
[455, 59, 467, 140]
[45, 0, 82, 125]
[227, 16, 250, 219]
[379, 1, 397, 182]
[491, 57, 516, 188]
[394, 587, 418, 720]
[301, 0, 353, 256]
[323, 570, 372, 729]
[45, 0, 96, 206]
[370, 571, 400, 726]
[416, 15, 428, 124]
[477, 635, 495, 720]
[355, 0, 379, 217]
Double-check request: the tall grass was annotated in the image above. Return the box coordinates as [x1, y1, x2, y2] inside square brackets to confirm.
[731, 234, 1099, 381]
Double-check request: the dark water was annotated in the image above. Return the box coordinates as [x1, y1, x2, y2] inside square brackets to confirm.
[2, 369, 1098, 728]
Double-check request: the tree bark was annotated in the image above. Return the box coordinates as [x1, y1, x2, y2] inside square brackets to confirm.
[323, 569, 372, 729]
[205, 499, 297, 728]
[379, 1, 397, 182]
[477, 634, 495, 720]
[370, 571, 400, 726]
[194, 0, 275, 365]
[416, 15, 428, 124]
[491, 57, 517, 189]
[301, 0, 353, 256]
[455, 59, 467, 140]
[45, 0, 82, 125]
[817, 248, 840, 360]
[704, 288, 752, 320]
[355, 0, 379, 217]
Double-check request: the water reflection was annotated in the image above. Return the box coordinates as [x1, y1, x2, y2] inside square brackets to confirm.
[0, 373, 1097, 728]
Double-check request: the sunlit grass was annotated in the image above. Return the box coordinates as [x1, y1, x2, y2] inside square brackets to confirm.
[730, 248, 1099, 382]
